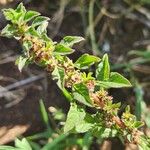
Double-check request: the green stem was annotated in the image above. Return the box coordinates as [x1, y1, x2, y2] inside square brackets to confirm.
[89, 0, 100, 55]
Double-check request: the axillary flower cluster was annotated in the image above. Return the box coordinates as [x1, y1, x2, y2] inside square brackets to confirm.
[1, 3, 150, 149]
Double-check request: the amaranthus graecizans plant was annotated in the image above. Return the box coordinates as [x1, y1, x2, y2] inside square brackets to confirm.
[1, 3, 150, 149]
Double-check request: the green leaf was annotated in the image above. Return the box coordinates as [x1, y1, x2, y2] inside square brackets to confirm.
[73, 83, 93, 107]
[82, 133, 93, 150]
[32, 16, 50, 27]
[134, 82, 143, 120]
[2, 8, 16, 22]
[24, 11, 40, 22]
[2, 3, 26, 24]
[74, 54, 101, 69]
[39, 100, 52, 133]
[61, 36, 84, 47]
[23, 40, 33, 52]
[64, 103, 86, 133]
[15, 3, 26, 14]
[37, 21, 48, 35]
[75, 120, 93, 133]
[109, 72, 131, 88]
[15, 138, 32, 150]
[96, 72, 131, 88]
[28, 141, 41, 150]
[15, 3, 26, 24]
[125, 105, 130, 112]
[53, 44, 74, 55]
[1, 24, 17, 38]
[52, 67, 65, 89]
[15, 56, 28, 72]
[26, 27, 39, 37]
[96, 54, 110, 81]
[133, 121, 144, 128]
[126, 134, 132, 142]
[0, 138, 32, 150]
[0, 146, 16, 150]
[41, 134, 68, 150]
[138, 136, 150, 150]
[92, 127, 118, 139]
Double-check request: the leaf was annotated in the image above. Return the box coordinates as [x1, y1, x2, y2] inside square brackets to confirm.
[96, 81, 128, 89]
[28, 141, 41, 150]
[138, 136, 150, 150]
[53, 44, 74, 55]
[75, 115, 94, 133]
[134, 82, 143, 120]
[15, 3, 26, 24]
[37, 21, 48, 35]
[61, 36, 84, 47]
[32, 16, 50, 27]
[2, 3, 26, 24]
[0, 138, 32, 150]
[39, 100, 52, 133]
[23, 40, 33, 52]
[15, 56, 28, 72]
[92, 127, 118, 139]
[2, 8, 16, 22]
[0, 146, 16, 150]
[24, 11, 40, 22]
[129, 50, 150, 58]
[15, 138, 32, 150]
[96, 54, 110, 81]
[15, 3, 26, 14]
[96, 72, 131, 88]
[74, 54, 101, 69]
[82, 133, 93, 150]
[64, 103, 86, 133]
[52, 67, 65, 89]
[109, 72, 131, 88]
[41, 134, 68, 150]
[73, 83, 93, 107]
[26, 27, 39, 37]
[1, 24, 17, 38]
[133, 121, 144, 128]
[75, 120, 93, 133]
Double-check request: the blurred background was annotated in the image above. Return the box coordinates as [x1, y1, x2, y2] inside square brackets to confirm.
[0, 0, 150, 149]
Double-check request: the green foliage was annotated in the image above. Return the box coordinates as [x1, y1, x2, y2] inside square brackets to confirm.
[96, 54, 131, 88]
[96, 54, 110, 81]
[54, 44, 74, 55]
[39, 100, 52, 133]
[1, 3, 149, 149]
[129, 49, 150, 60]
[73, 83, 93, 107]
[32, 16, 50, 27]
[60, 36, 84, 47]
[0, 138, 32, 150]
[75, 54, 100, 69]
[52, 66, 65, 89]
[96, 72, 132, 88]
[23, 40, 33, 52]
[3, 3, 26, 25]
[138, 136, 150, 150]
[24, 11, 40, 22]
[139, 0, 150, 4]
[64, 103, 86, 133]
[92, 127, 118, 139]
[64, 103, 94, 134]
[1, 24, 17, 38]
[15, 56, 28, 72]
